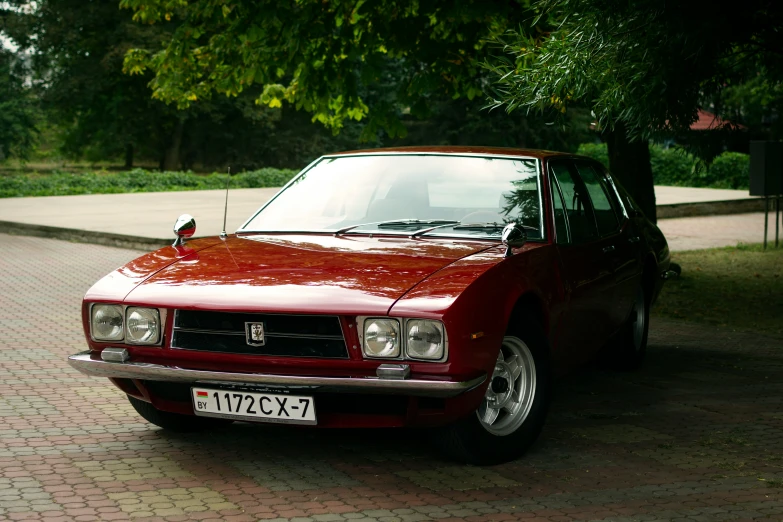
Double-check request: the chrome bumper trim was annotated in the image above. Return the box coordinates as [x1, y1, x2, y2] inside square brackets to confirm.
[67, 352, 485, 398]
[101, 347, 129, 362]
[376, 363, 411, 380]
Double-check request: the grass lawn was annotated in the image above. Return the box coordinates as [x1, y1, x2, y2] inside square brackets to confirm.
[653, 243, 783, 338]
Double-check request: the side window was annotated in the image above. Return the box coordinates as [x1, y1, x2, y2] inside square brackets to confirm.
[574, 163, 620, 237]
[550, 177, 569, 244]
[595, 166, 628, 220]
[549, 162, 597, 243]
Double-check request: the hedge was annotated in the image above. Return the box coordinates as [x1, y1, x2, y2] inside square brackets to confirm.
[0, 168, 298, 198]
[576, 143, 750, 190]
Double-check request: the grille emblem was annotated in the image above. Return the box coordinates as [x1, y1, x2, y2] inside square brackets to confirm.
[245, 322, 266, 346]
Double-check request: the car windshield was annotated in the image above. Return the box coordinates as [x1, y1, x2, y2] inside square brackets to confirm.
[240, 154, 543, 240]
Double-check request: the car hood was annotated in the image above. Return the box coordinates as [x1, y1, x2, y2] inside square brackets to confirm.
[124, 234, 497, 315]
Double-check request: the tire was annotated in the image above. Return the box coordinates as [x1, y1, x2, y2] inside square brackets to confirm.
[128, 395, 233, 433]
[437, 321, 551, 465]
[610, 282, 650, 371]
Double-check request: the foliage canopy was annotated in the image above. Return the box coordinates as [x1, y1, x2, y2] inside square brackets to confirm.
[487, 0, 783, 141]
[119, 0, 535, 140]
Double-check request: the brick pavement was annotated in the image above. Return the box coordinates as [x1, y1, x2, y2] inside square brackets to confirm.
[0, 233, 782, 522]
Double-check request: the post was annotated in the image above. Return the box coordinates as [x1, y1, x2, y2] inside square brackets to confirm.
[777, 196, 781, 248]
[764, 197, 769, 250]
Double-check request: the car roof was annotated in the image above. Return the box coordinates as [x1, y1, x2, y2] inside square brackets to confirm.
[324, 145, 575, 159]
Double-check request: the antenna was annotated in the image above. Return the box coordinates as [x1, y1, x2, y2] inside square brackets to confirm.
[220, 167, 230, 239]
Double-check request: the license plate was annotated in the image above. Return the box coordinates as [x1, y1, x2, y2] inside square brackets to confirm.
[191, 387, 317, 425]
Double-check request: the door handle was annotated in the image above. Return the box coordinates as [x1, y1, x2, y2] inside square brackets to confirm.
[602, 245, 616, 254]
[628, 236, 641, 244]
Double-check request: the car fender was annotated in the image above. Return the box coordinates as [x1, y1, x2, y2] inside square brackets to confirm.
[389, 242, 560, 380]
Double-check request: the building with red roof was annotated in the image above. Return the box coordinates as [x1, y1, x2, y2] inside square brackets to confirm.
[690, 109, 746, 131]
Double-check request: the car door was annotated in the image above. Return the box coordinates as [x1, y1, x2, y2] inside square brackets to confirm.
[548, 159, 615, 365]
[593, 163, 644, 328]
[572, 160, 644, 331]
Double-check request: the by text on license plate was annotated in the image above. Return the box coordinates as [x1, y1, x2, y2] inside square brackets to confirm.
[191, 387, 317, 425]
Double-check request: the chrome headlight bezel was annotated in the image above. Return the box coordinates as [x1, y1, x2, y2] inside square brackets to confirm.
[360, 317, 402, 359]
[90, 304, 125, 342]
[125, 307, 161, 345]
[405, 319, 446, 361]
[88, 303, 164, 346]
[357, 317, 448, 362]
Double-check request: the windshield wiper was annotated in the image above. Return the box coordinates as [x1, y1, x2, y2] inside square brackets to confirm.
[452, 222, 506, 232]
[450, 222, 540, 233]
[378, 219, 460, 229]
[335, 219, 460, 235]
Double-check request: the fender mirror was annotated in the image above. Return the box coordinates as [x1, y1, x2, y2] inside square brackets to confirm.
[173, 214, 196, 247]
[501, 222, 527, 257]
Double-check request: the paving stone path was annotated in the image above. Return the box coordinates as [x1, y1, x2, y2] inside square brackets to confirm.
[1, 233, 782, 522]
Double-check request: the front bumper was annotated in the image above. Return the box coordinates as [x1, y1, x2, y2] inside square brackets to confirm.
[67, 351, 486, 399]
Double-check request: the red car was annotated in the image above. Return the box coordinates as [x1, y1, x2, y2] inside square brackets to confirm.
[68, 147, 671, 464]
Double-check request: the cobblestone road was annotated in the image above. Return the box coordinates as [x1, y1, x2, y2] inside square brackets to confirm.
[1, 233, 782, 522]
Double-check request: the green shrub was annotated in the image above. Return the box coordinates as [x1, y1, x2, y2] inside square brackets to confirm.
[234, 168, 299, 189]
[0, 167, 298, 198]
[648, 146, 699, 186]
[703, 152, 750, 190]
[576, 142, 749, 190]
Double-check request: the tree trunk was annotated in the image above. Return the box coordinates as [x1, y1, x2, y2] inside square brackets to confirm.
[124, 143, 134, 169]
[605, 123, 657, 223]
[162, 120, 185, 171]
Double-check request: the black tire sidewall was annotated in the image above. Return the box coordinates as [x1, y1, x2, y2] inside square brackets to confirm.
[438, 320, 551, 465]
[614, 282, 650, 370]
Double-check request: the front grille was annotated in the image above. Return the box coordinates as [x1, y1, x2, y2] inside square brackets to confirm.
[171, 310, 348, 359]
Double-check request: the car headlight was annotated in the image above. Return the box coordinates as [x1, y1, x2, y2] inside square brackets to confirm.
[363, 318, 400, 358]
[125, 307, 161, 345]
[91, 304, 124, 341]
[406, 320, 445, 360]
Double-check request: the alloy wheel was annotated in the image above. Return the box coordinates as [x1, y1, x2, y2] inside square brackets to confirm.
[477, 336, 537, 436]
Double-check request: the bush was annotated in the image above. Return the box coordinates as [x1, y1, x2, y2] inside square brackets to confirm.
[648, 146, 699, 186]
[0, 167, 298, 198]
[702, 152, 750, 190]
[576, 142, 749, 190]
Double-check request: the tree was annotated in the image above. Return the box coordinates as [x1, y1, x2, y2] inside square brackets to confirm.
[4, 0, 194, 168]
[486, 0, 783, 221]
[0, 48, 39, 160]
[718, 74, 783, 142]
[4, 0, 595, 171]
[4, 0, 300, 170]
[119, 0, 537, 143]
[396, 96, 593, 151]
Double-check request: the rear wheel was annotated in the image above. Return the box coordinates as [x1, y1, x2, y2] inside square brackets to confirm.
[128, 395, 232, 432]
[611, 283, 650, 370]
[438, 326, 550, 465]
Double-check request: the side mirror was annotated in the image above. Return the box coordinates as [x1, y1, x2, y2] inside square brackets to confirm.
[173, 214, 196, 247]
[501, 222, 527, 257]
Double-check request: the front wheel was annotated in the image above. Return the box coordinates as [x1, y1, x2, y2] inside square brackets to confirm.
[438, 331, 550, 465]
